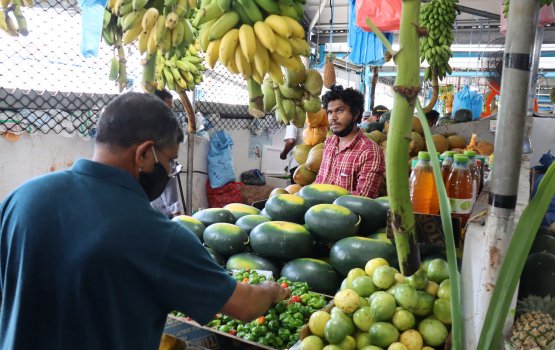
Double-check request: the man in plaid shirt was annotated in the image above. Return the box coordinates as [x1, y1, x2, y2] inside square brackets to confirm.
[314, 85, 385, 198]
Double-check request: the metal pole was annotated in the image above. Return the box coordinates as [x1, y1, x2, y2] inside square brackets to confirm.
[523, 26, 544, 155]
[461, 0, 540, 347]
[186, 93, 195, 215]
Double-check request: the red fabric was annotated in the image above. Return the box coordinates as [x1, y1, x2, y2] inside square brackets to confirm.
[205, 180, 244, 208]
[314, 130, 385, 198]
[355, 0, 402, 32]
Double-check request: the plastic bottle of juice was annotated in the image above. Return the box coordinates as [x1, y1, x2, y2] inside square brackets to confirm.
[446, 154, 474, 227]
[409, 151, 439, 214]
[464, 151, 481, 199]
[440, 151, 455, 184]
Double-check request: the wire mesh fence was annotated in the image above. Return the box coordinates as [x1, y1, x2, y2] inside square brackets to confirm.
[0, 0, 282, 137]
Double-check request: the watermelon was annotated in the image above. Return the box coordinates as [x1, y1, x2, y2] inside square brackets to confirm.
[223, 203, 261, 221]
[298, 184, 350, 206]
[264, 194, 308, 224]
[202, 223, 249, 257]
[172, 215, 206, 240]
[205, 247, 225, 266]
[519, 252, 555, 298]
[374, 196, 390, 209]
[305, 204, 360, 241]
[193, 208, 235, 226]
[250, 221, 314, 260]
[235, 215, 271, 235]
[226, 253, 279, 277]
[530, 234, 555, 255]
[260, 208, 272, 219]
[281, 258, 341, 295]
[367, 232, 391, 242]
[330, 236, 397, 276]
[333, 195, 388, 234]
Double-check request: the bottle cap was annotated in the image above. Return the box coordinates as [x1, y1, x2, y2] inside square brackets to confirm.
[442, 151, 455, 158]
[454, 154, 469, 163]
[418, 151, 430, 160]
[411, 159, 418, 168]
[464, 150, 476, 158]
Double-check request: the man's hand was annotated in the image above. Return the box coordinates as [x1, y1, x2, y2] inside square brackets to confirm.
[280, 151, 287, 160]
[261, 280, 291, 304]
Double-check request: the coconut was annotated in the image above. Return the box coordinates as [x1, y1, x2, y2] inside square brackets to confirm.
[447, 135, 466, 149]
[409, 132, 424, 156]
[262, 77, 276, 112]
[279, 84, 305, 100]
[412, 117, 424, 135]
[292, 106, 306, 128]
[284, 67, 306, 87]
[302, 94, 322, 113]
[368, 130, 387, 145]
[384, 120, 390, 134]
[475, 141, 494, 156]
[282, 99, 297, 121]
[303, 69, 324, 96]
[431, 134, 449, 154]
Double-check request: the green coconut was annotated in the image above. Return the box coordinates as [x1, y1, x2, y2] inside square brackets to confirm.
[302, 94, 322, 113]
[285, 67, 307, 87]
[303, 69, 324, 96]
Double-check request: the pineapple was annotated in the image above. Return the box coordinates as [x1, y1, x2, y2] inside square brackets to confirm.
[323, 52, 336, 88]
[508, 295, 555, 349]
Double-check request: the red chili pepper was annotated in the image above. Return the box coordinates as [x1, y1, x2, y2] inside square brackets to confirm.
[280, 282, 288, 288]
[242, 277, 249, 283]
[229, 329, 237, 336]
[289, 295, 301, 304]
[256, 316, 266, 325]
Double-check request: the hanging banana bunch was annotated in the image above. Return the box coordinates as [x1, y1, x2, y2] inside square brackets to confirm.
[504, 0, 553, 18]
[104, 0, 205, 93]
[0, 0, 31, 37]
[194, 0, 317, 119]
[419, 0, 457, 112]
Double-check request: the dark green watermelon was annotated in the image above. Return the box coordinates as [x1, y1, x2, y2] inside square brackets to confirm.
[305, 204, 360, 241]
[519, 252, 555, 298]
[226, 253, 279, 277]
[333, 195, 388, 234]
[250, 221, 314, 260]
[235, 215, 271, 235]
[202, 223, 249, 257]
[281, 258, 341, 295]
[205, 247, 225, 266]
[329, 236, 397, 276]
[172, 215, 206, 240]
[192, 208, 235, 226]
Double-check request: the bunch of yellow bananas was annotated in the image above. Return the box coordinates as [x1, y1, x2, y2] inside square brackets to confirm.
[194, 0, 311, 117]
[155, 40, 206, 91]
[1, 0, 31, 37]
[419, 0, 457, 81]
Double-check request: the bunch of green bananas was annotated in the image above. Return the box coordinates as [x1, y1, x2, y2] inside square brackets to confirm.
[0, 0, 31, 37]
[262, 68, 323, 126]
[419, 0, 457, 81]
[155, 40, 206, 91]
[504, 0, 553, 18]
[194, 0, 310, 117]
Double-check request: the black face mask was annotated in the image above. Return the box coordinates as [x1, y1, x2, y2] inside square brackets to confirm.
[332, 117, 358, 137]
[138, 147, 171, 201]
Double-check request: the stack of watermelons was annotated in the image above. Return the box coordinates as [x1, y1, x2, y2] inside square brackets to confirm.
[172, 184, 435, 296]
[519, 226, 555, 298]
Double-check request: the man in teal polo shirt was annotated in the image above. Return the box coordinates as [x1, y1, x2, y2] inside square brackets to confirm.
[0, 93, 289, 349]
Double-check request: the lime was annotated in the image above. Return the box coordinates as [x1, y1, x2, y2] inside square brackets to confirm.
[372, 265, 396, 289]
[334, 289, 361, 314]
[425, 281, 439, 297]
[437, 279, 451, 300]
[426, 259, 449, 283]
[355, 332, 372, 349]
[340, 278, 349, 291]
[351, 276, 377, 297]
[301, 335, 325, 350]
[391, 284, 418, 310]
[369, 291, 390, 304]
[418, 317, 448, 347]
[347, 268, 368, 287]
[368, 322, 400, 348]
[360, 346, 385, 350]
[353, 306, 374, 332]
[394, 273, 406, 284]
[337, 335, 356, 350]
[359, 296, 370, 307]
[399, 329, 424, 350]
[392, 309, 416, 331]
[324, 317, 351, 344]
[365, 258, 389, 277]
[330, 307, 356, 334]
[408, 291, 435, 317]
[387, 342, 408, 350]
[433, 298, 452, 325]
[323, 346, 342, 350]
[406, 269, 428, 290]
[421, 347, 435, 350]
[370, 292, 397, 322]
[309, 311, 332, 337]
[331, 306, 348, 318]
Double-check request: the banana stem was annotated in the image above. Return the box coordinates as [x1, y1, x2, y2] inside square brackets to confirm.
[365, 17, 395, 56]
[247, 78, 264, 118]
[178, 91, 196, 133]
[115, 27, 127, 92]
[385, 0, 421, 276]
[423, 67, 439, 113]
[142, 53, 157, 93]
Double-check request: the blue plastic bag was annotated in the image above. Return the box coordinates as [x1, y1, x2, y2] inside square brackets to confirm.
[471, 92, 484, 121]
[207, 131, 236, 189]
[79, 0, 108, 58]
[453, 85, 484, 120]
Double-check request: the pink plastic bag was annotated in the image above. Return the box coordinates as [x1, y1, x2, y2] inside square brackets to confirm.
[500, 2, 555, 34]
[356, 0, 402, 33]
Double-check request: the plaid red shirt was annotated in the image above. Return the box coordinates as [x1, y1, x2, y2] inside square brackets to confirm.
[314, 130, 385, 198]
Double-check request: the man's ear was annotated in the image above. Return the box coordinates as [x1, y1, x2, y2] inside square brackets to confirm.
[134, 140, 155, 168]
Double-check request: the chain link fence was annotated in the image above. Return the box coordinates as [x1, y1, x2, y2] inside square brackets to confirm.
[0, 0, 282, 138]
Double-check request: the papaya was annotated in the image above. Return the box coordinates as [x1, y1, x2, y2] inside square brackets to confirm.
[293, 164, 317, 186]
[292, 144, 313, 164]
[305, 147, 324, 172]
